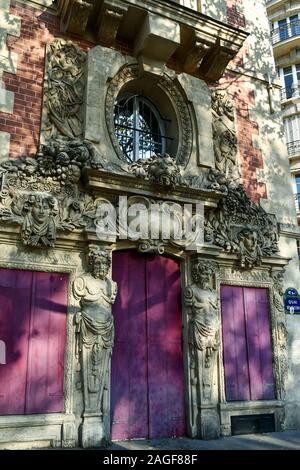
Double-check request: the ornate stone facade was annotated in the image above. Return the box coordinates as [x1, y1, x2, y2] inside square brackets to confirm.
[0, 0, 299, 449]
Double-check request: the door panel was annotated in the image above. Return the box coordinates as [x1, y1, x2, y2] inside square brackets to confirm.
[221, 285, 275, 402]
[111, 251, 185, 440]
[221, 285, 250, 401]
[111, 252, 148, 440]
[0, 269, 68, 416]
[0, 269, 32, 414]
[26, 272, 68, 414]
[147, 256, 185, 438]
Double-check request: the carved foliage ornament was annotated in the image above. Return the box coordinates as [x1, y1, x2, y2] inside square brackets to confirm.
[205, 182, 279, 268]
[0, 139, 103, 247]
[41, 39, 87, 143]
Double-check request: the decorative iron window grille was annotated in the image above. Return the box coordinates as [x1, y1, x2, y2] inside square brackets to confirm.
[114, 94, 172, 163]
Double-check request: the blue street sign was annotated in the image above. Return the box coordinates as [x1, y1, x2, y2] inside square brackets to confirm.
[284, 287, 300, 314]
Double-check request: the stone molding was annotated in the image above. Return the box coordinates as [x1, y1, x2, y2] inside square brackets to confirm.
[57, 0, 248, 81]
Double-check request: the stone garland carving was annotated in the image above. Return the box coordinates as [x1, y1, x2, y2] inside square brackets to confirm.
[211, 90, 239, 182]
[73, 247, 117, 447]
[0, 139, 103, 247]
[205, 182, 279, 268]
[271, 269, 288, 397]
[185, 261, 220, 407]
[41, 39, 86, 143]
[105, 64, 193, 167]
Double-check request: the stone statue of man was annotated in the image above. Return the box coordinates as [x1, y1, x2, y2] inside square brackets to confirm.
[73, 247, 117, 417]
[185, 261, 219, 401]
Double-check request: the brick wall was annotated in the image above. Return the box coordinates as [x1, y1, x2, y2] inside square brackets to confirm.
[214, 72, 267, 205]
[0, 1, 93, 159]
[222, 0, 267, 204]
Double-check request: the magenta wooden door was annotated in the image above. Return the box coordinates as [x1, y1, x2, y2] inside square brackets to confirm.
[221, 285, 275, 401]
[0, 268, 68, 415]
[111, 251, 185, 440]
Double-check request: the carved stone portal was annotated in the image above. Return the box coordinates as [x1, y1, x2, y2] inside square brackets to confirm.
[73, 247, 117, 448]
[185, 260, 220, 439]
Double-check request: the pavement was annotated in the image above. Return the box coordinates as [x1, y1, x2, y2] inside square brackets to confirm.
[107, 431, 300, 450]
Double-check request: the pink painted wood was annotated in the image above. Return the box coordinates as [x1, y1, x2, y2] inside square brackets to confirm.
[243, 288, 275, 400]
[0, 269, 32, 414]
[0, 269, 68, 415]
[221, 285, 275, 402]
[111, 251, 185, 440]
[26, 272, 68, 414]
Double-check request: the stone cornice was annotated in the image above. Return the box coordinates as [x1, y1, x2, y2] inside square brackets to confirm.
[83, 168, 221, 208]
[58, 0, 248, 81]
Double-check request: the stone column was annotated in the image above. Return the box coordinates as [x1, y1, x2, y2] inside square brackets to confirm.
[184, 259, 220, 439]
[73, 245, 117, 448]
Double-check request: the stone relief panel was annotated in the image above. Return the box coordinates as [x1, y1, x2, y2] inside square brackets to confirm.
[73, 246, 117, 448]
[185, 259, 220, 439]
[129, 154, 185, 187]
[211, 90, 239, 182]
[271, 269, 289, 399]
[205, 182, 279, 268]
[41, 39, 87, 143]
[0, 139, 103, 247]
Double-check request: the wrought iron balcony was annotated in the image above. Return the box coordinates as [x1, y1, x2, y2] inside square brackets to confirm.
[287, 140, 300, 156]
[271, 21, 300, 45]
[281, 85, 300, 100]
[295, 193, 300, 212]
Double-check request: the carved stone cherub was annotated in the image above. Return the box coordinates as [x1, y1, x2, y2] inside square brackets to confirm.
[185, 261, 219, 401]
[21, 194, 57, 247]
[73, 247, 117, 414]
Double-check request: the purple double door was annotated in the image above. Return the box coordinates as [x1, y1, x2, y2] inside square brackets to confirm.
[111, 251, 185, 440]
[221, 285, 275, 401]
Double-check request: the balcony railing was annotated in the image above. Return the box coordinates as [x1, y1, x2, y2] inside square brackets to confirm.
[295, 193, 300, 212]
[287, 140, 300, 156]
[281, 85, 300, 100]
[271, 21, 300, 45]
